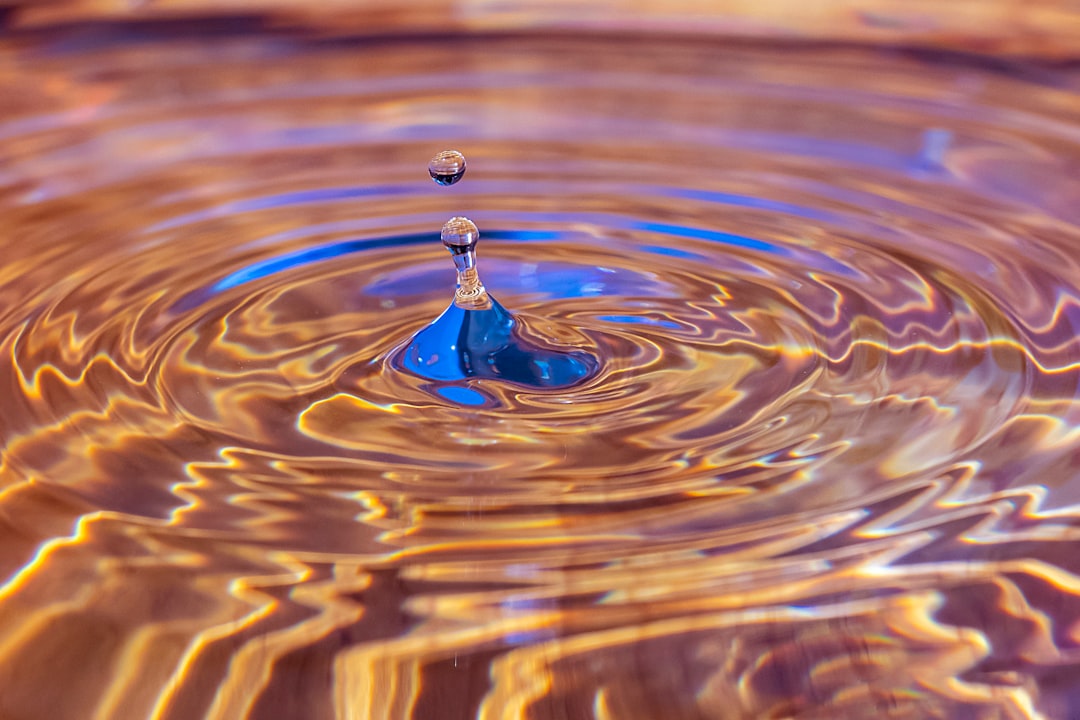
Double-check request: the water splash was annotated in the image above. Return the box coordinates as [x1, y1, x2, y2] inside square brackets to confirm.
[397, 190, 595, 388]
[399, 296, 595, 386]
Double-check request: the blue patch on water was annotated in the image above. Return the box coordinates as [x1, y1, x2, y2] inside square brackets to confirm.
[483, 230, 562, 242]
[640, 244, 708, 261]
[212, 232, 436, 291]
[911, 127, 954, 173]
[635, 222, 787, 255]
[210, 230, 564, 294]
[597, 314, 681, 329]
[434, 385, 489, 406]
[398, 296, 596, 388]
[205, 215, 793, 303]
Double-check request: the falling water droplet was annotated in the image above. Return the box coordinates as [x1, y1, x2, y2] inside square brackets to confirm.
[428, 149, 467, 186]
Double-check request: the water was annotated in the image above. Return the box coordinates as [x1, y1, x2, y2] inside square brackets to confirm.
[440, 215, 481, 271]
[1, 24, 1079, 720]
[400, 206, 597, 389]
[438, 215, 489, 305]
[429, 150, 467, 187]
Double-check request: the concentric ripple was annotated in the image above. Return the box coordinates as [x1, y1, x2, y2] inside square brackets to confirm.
[0, 26, 1079, 720]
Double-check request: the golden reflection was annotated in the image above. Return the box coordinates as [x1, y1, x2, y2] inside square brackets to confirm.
[0, 22, 1078, 720]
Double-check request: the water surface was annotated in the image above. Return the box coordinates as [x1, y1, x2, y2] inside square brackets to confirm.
[1, 27, 1080, 719]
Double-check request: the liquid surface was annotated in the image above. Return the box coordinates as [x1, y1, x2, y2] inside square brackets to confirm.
[1, 27, 1079, 720]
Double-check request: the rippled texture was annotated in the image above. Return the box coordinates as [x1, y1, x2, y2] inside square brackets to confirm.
[1, 25, 1080, 720]
[5, 0, 1080, 58]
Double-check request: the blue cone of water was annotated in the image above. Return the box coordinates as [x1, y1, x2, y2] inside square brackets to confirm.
[400, 296, 595, 388]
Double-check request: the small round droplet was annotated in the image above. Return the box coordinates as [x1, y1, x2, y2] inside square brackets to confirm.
[429, 150, 467, 186]
[441, 216, 479, 252]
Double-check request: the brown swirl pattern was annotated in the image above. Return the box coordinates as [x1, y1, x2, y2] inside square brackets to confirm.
[0, 25, 1078, 720]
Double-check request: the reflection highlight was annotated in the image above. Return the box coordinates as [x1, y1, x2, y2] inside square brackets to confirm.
[0, 26, 1078, 720]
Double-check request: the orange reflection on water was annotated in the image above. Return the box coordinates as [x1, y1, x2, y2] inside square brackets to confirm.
[0, 20, 1079, 720]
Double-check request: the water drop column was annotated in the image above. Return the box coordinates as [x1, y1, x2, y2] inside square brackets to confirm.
[441, 216, 490, 310]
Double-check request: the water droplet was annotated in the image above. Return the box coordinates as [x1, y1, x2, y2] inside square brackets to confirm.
[429, 150, 467, 186]
[441, 216, 487, 308]
[441, 216, 479, 252]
